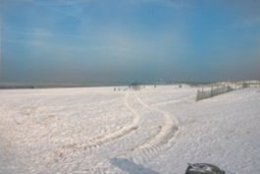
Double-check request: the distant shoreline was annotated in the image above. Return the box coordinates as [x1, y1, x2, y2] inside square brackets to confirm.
[0, 81, 228, 89]
[1, 80, 258, 89]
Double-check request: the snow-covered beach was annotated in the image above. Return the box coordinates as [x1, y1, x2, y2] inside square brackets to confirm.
[0, 85, 260, 174]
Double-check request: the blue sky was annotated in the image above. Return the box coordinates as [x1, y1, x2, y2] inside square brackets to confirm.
[1, 0, 260, 85]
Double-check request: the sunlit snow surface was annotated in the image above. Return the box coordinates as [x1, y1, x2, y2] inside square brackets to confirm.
[0, 86, 259, 174]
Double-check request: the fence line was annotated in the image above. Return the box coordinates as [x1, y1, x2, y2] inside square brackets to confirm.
[196, 81, 260, 101]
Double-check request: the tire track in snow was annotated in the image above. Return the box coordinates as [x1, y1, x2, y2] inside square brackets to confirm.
[62, 91, 140, 151]
[121, 92, 180, 163]
[85, 91, 140, 149]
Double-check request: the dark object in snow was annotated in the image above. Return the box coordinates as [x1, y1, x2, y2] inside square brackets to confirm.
[185, 163, 225, 174]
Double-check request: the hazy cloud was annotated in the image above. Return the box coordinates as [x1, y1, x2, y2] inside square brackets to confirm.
[1, 0, 260, 85]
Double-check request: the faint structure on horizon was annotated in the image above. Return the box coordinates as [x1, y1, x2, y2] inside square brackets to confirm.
[129, 82, 141, 91]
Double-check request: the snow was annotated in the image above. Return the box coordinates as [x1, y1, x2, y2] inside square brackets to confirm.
[0, 85, 260, 174]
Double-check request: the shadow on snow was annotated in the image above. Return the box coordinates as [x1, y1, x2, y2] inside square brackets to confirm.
[110, 158, 159, 174]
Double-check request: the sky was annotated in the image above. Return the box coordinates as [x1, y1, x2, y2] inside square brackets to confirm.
[0, 0, 260, 86]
